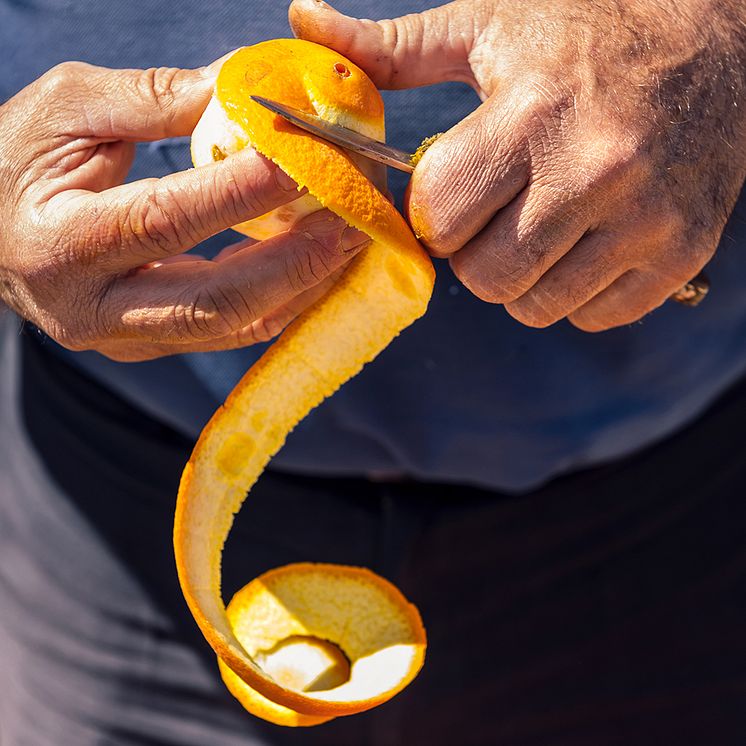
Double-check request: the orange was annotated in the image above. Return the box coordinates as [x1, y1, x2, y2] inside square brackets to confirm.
[177, 39, 433, 726]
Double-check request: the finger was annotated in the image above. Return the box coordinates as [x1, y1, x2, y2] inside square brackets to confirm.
[214, 237, 258, 261]
[504, 231, 634, 327]
[289, 0, 480, 89]
[449, 182, 594, 304]
[44, 58, 224, 141]
[55, 147, 305, 270]
[568, 269, 679, 332]
[95, 270, 343, 361]
[102, 210, 370, 343]
[139, 253, 207, 270]
[406, 92, 531, 256]
[245, 266, 345, 343]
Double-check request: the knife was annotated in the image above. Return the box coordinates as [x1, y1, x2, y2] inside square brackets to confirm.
[251, 95, 417, 173]
[252, 95, 711, 307]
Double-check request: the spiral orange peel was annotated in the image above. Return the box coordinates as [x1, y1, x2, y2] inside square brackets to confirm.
[175, 39, 433, 726]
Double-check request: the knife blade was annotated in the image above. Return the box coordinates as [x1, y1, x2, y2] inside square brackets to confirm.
[250, 95, 416, 173]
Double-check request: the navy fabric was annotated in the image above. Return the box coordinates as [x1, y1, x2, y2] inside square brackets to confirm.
[3, 0, 746, 490]
[3, 314, 746, 745]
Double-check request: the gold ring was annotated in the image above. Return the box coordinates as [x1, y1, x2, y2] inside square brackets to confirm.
[671, 272, 710, 307]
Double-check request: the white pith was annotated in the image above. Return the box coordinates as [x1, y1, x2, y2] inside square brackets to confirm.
[191, 93, 387, 241]
[191, 97, 322, 239]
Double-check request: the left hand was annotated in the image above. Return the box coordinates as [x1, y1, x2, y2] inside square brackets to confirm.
[291, 0, 746, 331]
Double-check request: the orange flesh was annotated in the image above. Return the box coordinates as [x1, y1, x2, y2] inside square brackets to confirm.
[175, 40, 433, 725]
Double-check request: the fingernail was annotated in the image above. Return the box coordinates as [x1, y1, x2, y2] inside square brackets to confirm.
[301, 209, 338, 226]
[341, 227, 371, 252]
[274, 167, 299, 192]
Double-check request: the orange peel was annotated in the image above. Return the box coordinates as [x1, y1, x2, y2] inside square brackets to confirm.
[176, 39, 433, 726]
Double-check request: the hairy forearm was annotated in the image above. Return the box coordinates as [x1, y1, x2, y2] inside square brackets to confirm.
[630, 0, 746, 207]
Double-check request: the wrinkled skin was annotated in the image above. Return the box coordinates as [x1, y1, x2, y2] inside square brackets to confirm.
[292, 0, 746, 331]
[0, 60, 369, 361]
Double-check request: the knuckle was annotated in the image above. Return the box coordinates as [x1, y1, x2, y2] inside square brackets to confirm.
[50, 282, 111, 351]
[285, 243, 332, 292]
[453, 230, 548, 304]
[127, 187, 194, 259]
[179, 283, 256, 340]
[677, 241, 711, 276]
[466, 282, 506, 304]
[450, 250, 531, 305]
[55, 331, 89, 351]
[567, 309, 614, 333]
[505, 294, 560, 329]
[569, 317, 608, 333]
[250, 314, 287, 344]
[449, 253, 496, 303]
[618, 168, 721, 263]
[284, 217, 351, 290]
[605, 132, 653, 184]
[521, 73, 579, 147]
[40, 61, 88, 93]
[583, 127, 653, 193]
[526, 116, 652, 213]
[673, 211, 711, 255]
[16, 247, 58, 286]
[219, 162, 269, 224]
[648, 240, 710, 284]
[523, 73, 578, 119]
[637, 196, 690, 247]
[658, 200, 688, 236]
[493, 263, 536, 301]
[569, 293, 648, 332]
[18, 235, 79, 301]
[137, 67, 181, 118]
[379, 16, 419, 81]
[24, 257, 66, 296]
[691, 234, 719, 266]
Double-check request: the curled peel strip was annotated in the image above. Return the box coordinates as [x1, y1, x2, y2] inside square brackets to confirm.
[175, 40, 434, 725]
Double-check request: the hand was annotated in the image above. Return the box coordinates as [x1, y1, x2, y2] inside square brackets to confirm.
[0, 60, 369, 360]
[291, 0, 746, 331]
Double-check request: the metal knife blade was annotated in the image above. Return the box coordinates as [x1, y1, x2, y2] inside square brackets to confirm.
[250, 95, 415, 173]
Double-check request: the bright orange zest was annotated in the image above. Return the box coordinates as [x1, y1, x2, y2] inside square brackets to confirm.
[176, 39, 433, 726]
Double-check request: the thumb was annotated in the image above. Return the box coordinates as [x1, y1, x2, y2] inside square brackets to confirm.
[289, 0, 477, 89]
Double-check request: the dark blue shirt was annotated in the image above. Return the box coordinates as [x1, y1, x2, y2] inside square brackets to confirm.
[3, 0, 746, 491]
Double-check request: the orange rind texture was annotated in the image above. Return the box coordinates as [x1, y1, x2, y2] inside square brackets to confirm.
[218, 564, 426, 726]
[176, 39, 433, 726]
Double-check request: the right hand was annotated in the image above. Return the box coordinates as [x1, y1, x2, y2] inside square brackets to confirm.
[0, 60, 369, 361]
[292, 0, 746, 332]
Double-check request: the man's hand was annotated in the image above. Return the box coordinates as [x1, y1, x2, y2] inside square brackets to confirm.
[0, 60, 369, 360]
[291, 0, 746, 331]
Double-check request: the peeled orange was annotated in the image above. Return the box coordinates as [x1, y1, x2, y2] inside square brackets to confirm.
[176, 39, 433, 726]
